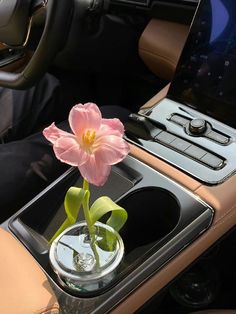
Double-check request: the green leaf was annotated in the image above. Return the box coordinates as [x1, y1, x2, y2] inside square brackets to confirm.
[64, 187, 87, 223]
[49, 187, 87, 244]
[89, 196, 127, 251]
[49, 219, 72, 244]
[90, 196, 128, 232]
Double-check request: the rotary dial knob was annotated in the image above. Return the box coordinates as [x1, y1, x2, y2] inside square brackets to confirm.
[189, 119, 207, 135]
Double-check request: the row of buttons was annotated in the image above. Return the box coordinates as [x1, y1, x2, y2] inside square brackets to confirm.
[154, 130, 224, 169]
[169, 114, 230, 145]
[126, 113, 225, 170]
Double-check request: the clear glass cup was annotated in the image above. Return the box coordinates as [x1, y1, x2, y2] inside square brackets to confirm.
[49, 221, 124, 294]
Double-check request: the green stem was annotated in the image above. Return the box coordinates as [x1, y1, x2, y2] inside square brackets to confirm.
[82, 179, 100, 270]
[83, 179, 89, 191]
[82, 179, 93, 236]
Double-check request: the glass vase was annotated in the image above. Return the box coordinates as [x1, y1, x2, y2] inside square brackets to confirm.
[49, 220, 124, 294]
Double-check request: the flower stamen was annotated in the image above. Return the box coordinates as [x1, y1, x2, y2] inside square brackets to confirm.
[82, 130, 96, 150]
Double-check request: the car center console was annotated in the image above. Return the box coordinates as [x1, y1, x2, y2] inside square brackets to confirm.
[2, 0, 236, 313]
[125, 97, 236, 185]
[4, 154, 213, 313]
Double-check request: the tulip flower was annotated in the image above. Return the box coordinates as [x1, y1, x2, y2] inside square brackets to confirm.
[43, 103, 129, 245]
[43, 102, 130, 186]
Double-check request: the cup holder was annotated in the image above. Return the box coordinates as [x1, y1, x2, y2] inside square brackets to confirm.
[118, 187, 181, 253]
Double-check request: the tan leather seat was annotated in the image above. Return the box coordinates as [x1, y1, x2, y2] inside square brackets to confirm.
[191, 310, 236, 314]
[0, 228, 59, 314]
[139, 19, 189, 81]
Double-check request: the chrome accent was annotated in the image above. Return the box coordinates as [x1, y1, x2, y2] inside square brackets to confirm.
[32, 0, 48, 14]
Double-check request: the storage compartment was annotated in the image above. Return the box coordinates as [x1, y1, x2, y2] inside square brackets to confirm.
[6, 155, 213, 313]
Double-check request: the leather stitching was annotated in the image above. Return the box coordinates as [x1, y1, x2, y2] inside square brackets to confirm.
[139, 48, 177, 67]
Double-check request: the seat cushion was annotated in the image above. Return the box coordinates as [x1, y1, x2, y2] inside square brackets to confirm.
[0, 228, 59, 314]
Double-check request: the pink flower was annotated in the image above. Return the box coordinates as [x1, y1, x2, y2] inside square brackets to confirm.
[43, 103, 130, 186]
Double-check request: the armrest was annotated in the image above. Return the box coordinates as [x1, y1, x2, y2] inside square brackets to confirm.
[0, 228, 59, 314]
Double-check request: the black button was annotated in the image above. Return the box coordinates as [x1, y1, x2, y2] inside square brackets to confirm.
[205, 130, 230, 144]
[170, 114, 190, 126]
[155, 131, 176, 144]
[170, 138, 191, 152]
[184, 145, 207, 159]
[200, 153, 224, 169]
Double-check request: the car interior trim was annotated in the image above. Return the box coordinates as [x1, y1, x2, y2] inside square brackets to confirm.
[139, 83, 170, 112]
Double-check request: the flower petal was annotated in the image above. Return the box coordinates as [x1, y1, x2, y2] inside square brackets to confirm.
[83, 102, 102, 115]
[99, 118, 125, 137]
[79, 155, 111, 186]
[43, 123, 72, 145]
[69, 103, 102, 136]
[53, 136, 89, 167]
[94, 135, 130, 165]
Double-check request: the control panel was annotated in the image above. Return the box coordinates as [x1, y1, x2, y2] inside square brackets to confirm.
[125, 98, 236, 184]
[169, 114, 230, 144]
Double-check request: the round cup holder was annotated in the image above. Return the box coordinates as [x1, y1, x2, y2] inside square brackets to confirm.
[118, 187, 181, 252]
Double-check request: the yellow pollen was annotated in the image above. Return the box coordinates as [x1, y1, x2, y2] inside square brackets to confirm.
[82, 130, 96, 147]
